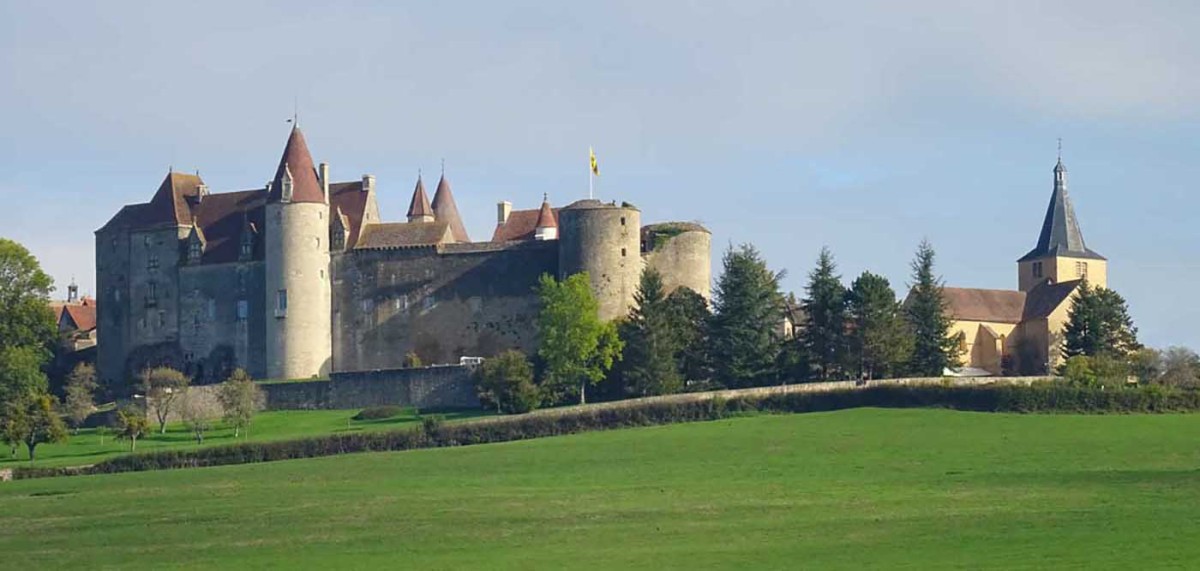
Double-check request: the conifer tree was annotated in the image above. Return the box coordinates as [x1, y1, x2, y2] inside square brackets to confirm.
[664, 287, 712, 385]
[846, 271, 912, 379]
[799, 247, 849, 380]
[1062, 280, 1139, 360]
[904, 240, 960, 376]
[709, 244, 785, 388]
[619, 268, 683, 396]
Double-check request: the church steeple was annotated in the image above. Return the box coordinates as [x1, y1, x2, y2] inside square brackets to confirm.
[406, 175, 435, 223]
[1017, 151, 1108, 291]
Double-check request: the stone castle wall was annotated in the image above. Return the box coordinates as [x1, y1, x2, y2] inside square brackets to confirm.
[265, 201, 332, 379]
[332, 241, 557, 370]
[258, 365, 479, 411]
[642, 225, 712, 299]
[557, 201, 643, 320]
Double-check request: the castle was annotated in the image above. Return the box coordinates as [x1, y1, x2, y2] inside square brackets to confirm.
[95, 126, 711, 390]
[942, 156, 1107, 375]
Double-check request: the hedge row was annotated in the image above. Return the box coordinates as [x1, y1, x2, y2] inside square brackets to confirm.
[14, 382, 1200, 480]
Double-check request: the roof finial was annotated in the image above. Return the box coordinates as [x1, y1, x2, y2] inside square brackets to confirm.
[543, 192, 548, 202]
[1057, 137, 1062, 161]
[440, 158, 445, 177]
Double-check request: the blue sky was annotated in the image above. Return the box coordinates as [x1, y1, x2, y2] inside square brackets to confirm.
[1, 1, 1196, 350]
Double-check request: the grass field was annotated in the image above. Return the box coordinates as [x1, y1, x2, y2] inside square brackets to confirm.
[0, 408, 481, 469]
[2, 408, 1199, 569]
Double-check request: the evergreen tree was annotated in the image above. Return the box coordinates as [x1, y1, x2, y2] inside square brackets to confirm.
[846, 271, 913, 380]
[799, 247, 849, 380]
[709, 244, 785, 388]
[664, 287, 712, 385]
[904, 240, 960, 376]
[1062, 280, 1139, 360]
[620, 268, 683, 397]
[536, 273, 623, 405]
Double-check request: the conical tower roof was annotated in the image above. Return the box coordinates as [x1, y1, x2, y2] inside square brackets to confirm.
[406, 176, 434, 219]
[535, 194, 557, 229]
[431, 174, 470, 242]
[1018, 158, 1105, 262]
[267, 126, 324, 203]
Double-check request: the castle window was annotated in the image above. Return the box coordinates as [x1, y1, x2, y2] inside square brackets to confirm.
[281, 167, 294, 202]
[240, 237, 252, 260]
[621, 247, 627, 257]
[145, 281, 158, 307]
[148, 254, 160, 270]
[187, 240, 201, 264]
[144, 236, 151, 248]
[1076, 261, 1088, 279]
[157, 311, 165, 328]
[236, 300, 248, 321]
[276, 290, 288, 317]
[620, 217, 626, 226]
[1032, 261, 1043, 278]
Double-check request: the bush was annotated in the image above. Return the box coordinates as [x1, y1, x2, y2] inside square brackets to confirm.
[352, 405, 408, 421]
[16, 382, 1200, 480]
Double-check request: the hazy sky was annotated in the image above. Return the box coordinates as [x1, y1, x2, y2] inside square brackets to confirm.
[1, 1, 1196, 349]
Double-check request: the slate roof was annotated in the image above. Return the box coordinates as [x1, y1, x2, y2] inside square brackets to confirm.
[1022, 279, 1082, 319]
[267, 126, 324, 204]
[942, 287, 1027, 324]
[188, 189, 266, 263]
[1018, 159, 1105, 262]
[329, 181, 369, 249]
[406, 176, 434, 219]
[431, 175, 470, 242]
[355, 222, 451, 249]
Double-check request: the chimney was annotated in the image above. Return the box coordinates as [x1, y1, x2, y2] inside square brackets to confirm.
[362, 174, 375, 194]
[319, 162, 330, 203]
[497, 201, 512, 225]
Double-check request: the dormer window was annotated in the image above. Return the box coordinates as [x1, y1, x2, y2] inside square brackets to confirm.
[281, 166, 294, 203]
[240, 234, 253, 260]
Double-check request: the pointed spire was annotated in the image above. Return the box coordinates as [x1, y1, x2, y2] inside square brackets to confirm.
[431, 173, 471, 242]
[1018, 153, 1104, 262]
[406, 175, 435, 222]
[268, 126, 324, 203]
[534, 194, 558, 241]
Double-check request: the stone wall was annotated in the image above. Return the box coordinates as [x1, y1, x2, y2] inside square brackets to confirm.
[333, 241, 556, 370]
[178, 262, 267, 381]
[259, 365, 479, 411]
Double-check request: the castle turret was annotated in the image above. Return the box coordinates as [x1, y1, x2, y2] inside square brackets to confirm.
[431, 174, 470, 243]
[264, 126, 332, 379]
[1017, 155, 1107, 291]
[406, 176, 435, 223]
[534, 194, 558, 241]
[641, 222, 712, 300]
[557, 200, 642, 321]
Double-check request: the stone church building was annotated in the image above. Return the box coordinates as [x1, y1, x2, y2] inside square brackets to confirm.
[95, 126, 711, 391]
[941, 156, 1107, 375]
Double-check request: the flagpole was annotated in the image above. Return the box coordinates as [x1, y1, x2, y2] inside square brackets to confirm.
[589, 168, 594, 200]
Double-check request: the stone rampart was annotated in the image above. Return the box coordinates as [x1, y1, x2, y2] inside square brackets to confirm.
[258, 365, 479, 411]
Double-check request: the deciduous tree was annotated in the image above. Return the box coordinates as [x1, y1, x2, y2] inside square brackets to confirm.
[709, 244, 785, 388]
[536, 273, 623, 405]
[475, 350, 540, 414]
[0, 238, 56, 355]
[8, 394, 68, 462]
[115, 406, 149, 452]
[216, 369, 265, 438]
[64, 363, 97, 433]
[141, 367, 190, 434]
[178, 391, 220, 444]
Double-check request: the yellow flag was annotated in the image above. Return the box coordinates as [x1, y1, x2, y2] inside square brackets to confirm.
[589, 147, 599, 176]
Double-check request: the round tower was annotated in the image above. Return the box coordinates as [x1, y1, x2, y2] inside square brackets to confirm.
[557, 200, 642, 321]
[640, 222, 712, 300]
[264, 126, 332, 380]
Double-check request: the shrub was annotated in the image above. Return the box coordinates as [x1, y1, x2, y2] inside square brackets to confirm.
[353, 405, 408, 421]
[17, 382, 1200, 481]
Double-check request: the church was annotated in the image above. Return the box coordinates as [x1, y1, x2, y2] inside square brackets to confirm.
[942, 156, 1107, 375]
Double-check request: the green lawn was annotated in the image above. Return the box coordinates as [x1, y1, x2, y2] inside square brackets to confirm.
[0, 408, 481, 469]
[3, 408, 1200, 568]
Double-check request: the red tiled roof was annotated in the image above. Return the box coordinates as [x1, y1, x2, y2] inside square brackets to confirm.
[431, 175, 470, 242]
[942, 287, 1026, 324]
[268, 127, 324, 203]
[355, 222, 451, 249]
[491, 207, 562, 242]
[61, 303, 97, 332]
[406, 177, 434, 219]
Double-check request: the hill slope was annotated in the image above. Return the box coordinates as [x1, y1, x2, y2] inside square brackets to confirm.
[2, 408, 1199, 568]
